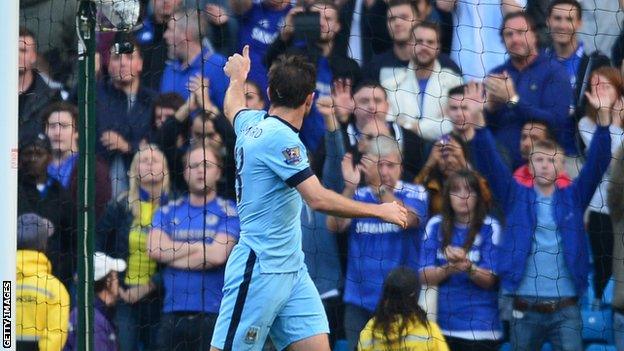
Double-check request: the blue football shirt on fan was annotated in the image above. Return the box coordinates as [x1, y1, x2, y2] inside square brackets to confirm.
[238, 2, 290, 91]
[160, 48, 229, 110]
[343, 181, 428, 312]
[152, 196, 240, 313]
[419, 215, 502, 340]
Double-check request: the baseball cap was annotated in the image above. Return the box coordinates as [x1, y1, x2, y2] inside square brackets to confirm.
[17, 213, 54, 251]
[93, 252, 127, 282]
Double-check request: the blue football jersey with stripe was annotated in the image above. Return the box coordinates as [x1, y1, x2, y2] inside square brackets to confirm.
[233, 109, 314, 273]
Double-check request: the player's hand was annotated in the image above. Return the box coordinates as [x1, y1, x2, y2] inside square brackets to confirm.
[378, 201, 409, 229]
[224, 45, 251, 82]
[341, 153, 361, 190]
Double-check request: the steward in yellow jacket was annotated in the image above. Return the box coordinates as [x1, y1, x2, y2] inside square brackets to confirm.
[16, 214, 70, 351]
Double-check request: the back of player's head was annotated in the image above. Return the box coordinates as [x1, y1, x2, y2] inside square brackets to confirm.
[267, 54, 317, 109]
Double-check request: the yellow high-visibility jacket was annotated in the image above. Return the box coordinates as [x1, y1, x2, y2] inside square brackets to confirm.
[16, 250, 70, 351]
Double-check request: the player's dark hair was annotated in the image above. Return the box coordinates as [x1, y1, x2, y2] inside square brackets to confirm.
[500, 11, 536, 37]
[440, 169, 488, 251]
[371, 267, 429, 346]
[547, 0, 583, 20]
[267, 54, 317, 109]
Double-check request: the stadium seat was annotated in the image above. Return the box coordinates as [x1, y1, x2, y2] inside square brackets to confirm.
[582, 308, 614, 344]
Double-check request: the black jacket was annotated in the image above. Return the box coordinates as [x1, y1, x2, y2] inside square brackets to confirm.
[18, 176, 75, 287]
[18, 72, 61, 142]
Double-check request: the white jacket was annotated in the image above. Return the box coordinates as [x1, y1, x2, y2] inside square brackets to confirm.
[381, 60, 462, 141]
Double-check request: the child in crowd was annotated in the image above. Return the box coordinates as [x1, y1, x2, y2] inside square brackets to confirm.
[358, 266, 449, 351]
[420, 169, 501, 351]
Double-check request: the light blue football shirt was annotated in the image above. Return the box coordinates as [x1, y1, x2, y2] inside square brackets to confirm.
[233, 109, 314, 273]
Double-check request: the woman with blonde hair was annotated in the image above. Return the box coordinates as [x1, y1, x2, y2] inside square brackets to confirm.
[96, 143, 171, 351]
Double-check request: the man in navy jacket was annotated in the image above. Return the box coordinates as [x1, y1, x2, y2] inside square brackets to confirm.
[462, 81, 613, 351]
[484, 12, 573, 169]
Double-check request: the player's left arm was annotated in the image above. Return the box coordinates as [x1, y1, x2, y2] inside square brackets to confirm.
[297, 175, 408, 228]
[223, 45, 251, 125]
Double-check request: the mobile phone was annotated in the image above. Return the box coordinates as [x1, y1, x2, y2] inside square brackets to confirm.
[293, 11, 320, 42]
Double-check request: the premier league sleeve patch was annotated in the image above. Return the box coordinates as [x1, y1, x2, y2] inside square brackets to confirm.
[282, 146, 302, 165]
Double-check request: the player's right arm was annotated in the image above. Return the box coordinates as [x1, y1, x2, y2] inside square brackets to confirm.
[297, 175, 409, 229]
[223, 45, 251, 125]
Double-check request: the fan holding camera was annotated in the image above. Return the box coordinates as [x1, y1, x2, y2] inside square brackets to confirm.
[265, 0, 361, 153]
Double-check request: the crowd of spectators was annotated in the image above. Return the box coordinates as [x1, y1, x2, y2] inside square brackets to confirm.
[15, 0, 624, 350]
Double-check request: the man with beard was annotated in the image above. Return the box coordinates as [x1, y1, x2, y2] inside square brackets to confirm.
[148, 144, 240, 350]
[382, 22, 463, 142]
[363, 0, 460, 83]
[483, 12, 572, 169]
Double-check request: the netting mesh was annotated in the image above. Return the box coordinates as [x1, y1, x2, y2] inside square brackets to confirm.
[14, 0, 624, 350]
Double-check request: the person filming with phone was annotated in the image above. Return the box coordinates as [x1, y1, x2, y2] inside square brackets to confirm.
[265, 0, 361, 154]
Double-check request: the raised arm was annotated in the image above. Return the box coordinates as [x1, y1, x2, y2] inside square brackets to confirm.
[223, 45, 251, 124]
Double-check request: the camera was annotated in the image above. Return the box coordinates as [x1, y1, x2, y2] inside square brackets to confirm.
[293, 10, 320, 42]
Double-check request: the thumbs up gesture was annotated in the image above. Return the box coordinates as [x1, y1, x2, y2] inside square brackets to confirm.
[224, 45, 251, 82]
